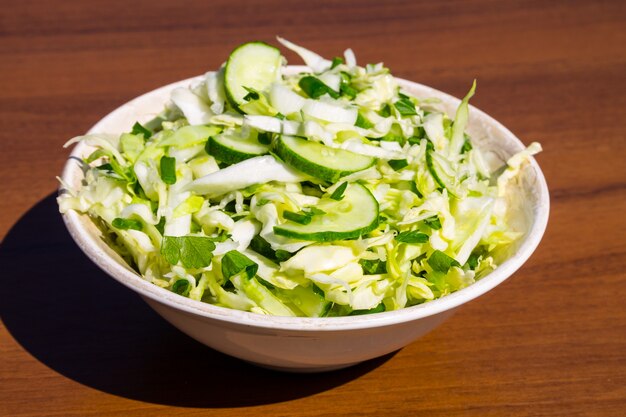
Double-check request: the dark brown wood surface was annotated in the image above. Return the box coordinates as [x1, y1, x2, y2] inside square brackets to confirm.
[1, 1, 625, 416]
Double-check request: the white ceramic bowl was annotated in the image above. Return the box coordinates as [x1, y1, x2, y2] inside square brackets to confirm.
[60, 67, 549, 372]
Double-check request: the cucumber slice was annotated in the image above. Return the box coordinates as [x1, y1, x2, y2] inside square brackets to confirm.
[426, 140, 462, 197]
[277, 285, 331, 317]
[224, 42, 282, 112]
[274, 135, 375, 182]
[207, 130, 270, 164]
[273, 183, 379, 241]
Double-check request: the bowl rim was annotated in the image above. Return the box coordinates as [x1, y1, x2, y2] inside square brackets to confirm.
[60, 66, 550, 332]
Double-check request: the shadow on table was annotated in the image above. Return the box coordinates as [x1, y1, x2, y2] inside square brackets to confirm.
[0, 193, 395, 408]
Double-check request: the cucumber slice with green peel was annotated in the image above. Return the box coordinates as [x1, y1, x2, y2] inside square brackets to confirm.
[277, 285, 331, 317]
[224, 42, 282, 112]
[207, 131, 270, 164]
[426, 140, 462, 197]
[274, 135, 375, 182]
[274, 183, 379, 241]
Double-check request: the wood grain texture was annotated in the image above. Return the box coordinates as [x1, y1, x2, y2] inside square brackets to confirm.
[1, 0, 625, 416]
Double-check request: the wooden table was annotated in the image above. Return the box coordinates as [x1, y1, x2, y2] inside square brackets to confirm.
[1, 1, 625, 415]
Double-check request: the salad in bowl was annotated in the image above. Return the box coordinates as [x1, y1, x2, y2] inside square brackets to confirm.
[58, 38, 542, 319]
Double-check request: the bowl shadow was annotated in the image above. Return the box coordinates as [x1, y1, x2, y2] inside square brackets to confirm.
[0, 193, 396, 408]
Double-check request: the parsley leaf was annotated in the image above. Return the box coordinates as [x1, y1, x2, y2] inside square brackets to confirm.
[275, 250, 293, 262]
[396, 231, 429, 244]
[161, 236, 182, 265]
[423, 215, 442, 230]
[331, 56, 344, 69]
[330, 182, 348, 200]
[172, 279, 190, 296]
[407, 135, 422, 145]
[111, 218, 143, 231]
[355, 113, 374, 129]
[249, 235, 293, 262]
[221, 250, 258, 281]
[461, 135, 473, 154]
[340, 81, 357, 99]
[409, 182, 423, 198]
[131, 122, 152, 139]
[85, 149, 131, 181]
[378, 103, 392, 117]
[96, 163, 113, 172]
[388, 159, 409, 171]
[394, 98, 417, 116]
[161, 236, 215, 269]
[298, 76, 339, 99]
[159, 156, 177, 185]
[465, 252, 480, 270]
[427, 250, 461, 273]
[209, 231, 231, 243]
[155, 217, 166, 235]
[359, 259, 387, 275]
[249, 234, 275, 259]
[179, 236, 215, 269]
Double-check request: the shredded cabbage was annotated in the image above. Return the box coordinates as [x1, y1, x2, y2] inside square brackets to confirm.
[58, 39, 541, 317]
